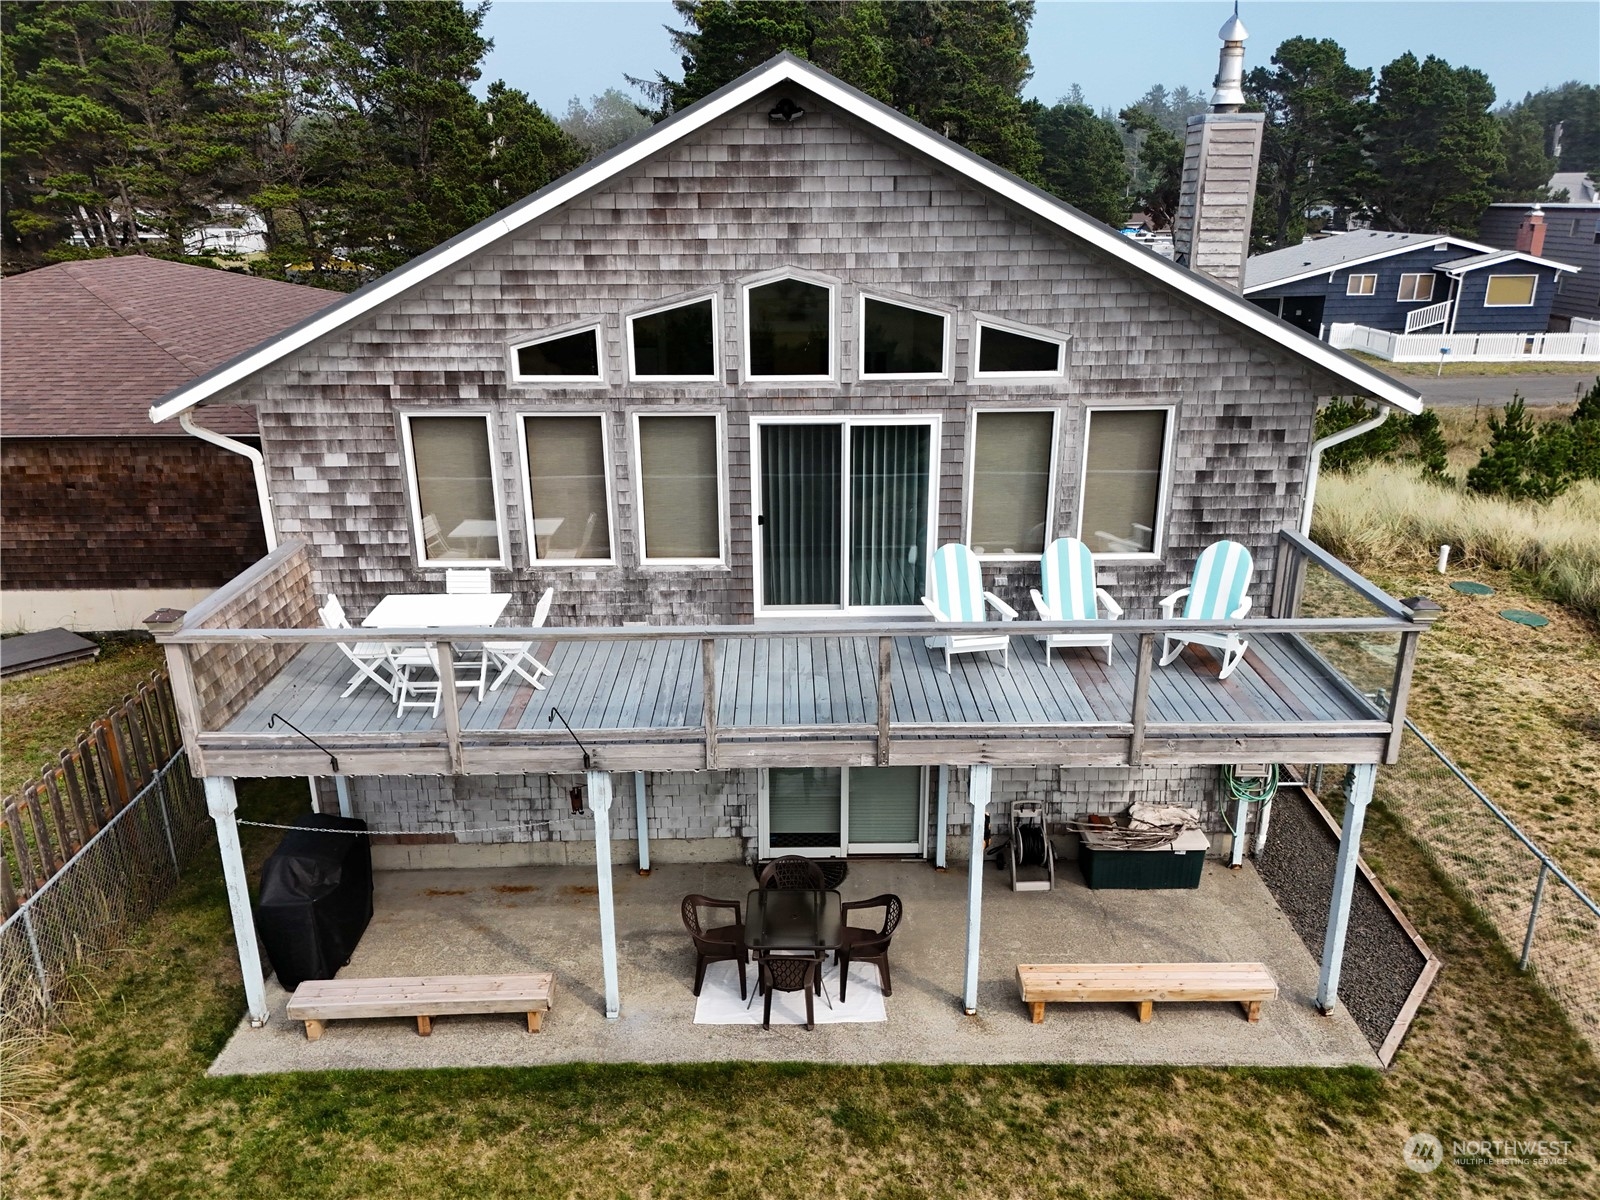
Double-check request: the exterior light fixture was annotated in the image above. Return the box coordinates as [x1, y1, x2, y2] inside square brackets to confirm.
[768, 98, 804, 123]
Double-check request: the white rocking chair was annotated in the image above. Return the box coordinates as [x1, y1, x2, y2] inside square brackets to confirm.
[1158, 540, 1255, 680]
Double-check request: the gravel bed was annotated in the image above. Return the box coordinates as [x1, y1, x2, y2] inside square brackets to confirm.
[1256, 788, 1428, 1052]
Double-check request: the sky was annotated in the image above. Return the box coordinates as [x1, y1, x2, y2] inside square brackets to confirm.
[477, 1, 1599, 118]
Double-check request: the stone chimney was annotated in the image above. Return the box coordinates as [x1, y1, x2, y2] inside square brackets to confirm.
[1514, 204, 1547, 256]
[1171, 7, 1265, 292]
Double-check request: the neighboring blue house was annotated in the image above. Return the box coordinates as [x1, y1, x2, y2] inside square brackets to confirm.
[1244, 230, 1576, 339]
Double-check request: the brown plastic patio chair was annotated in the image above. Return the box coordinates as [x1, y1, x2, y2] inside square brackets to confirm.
[837, 893, 902, 1001]
[756, 855, 826, 890]
[757, 951, 825, 1030]
[680, 894, 747, 1000]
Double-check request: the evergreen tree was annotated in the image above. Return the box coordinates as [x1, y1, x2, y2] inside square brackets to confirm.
[1245, 37, 1371, 250]
[1354, 52, 1503, 234]
[560, 88, 655, 155]
[1466, 395, 1571, 501]
[1505, 82, 1600, 175]
[1026, 99, 1128, 225]
[1119, 106, 1184, 229]
[1492, 105, 1559, 200]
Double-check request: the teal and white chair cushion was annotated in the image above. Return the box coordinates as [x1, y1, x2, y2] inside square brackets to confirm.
[1157, 540, 1254, 680]
[921, 544, 1018, 673]
[1029, 537, 1123, 665]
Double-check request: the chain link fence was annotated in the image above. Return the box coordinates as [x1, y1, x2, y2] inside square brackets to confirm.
[0, 751, 210, 1038]
[1318, 723, 1600, 1046]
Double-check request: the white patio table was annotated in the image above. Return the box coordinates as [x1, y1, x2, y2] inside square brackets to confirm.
[363, 592, 512, 715]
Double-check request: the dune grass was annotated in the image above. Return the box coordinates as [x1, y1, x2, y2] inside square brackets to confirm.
[1314, 465, 1600, 621]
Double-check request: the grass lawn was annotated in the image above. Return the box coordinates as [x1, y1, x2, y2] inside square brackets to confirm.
[5, 696, 1600, 1196]
[1346, 352, 1598, 379]
[0, 636, 165, 796]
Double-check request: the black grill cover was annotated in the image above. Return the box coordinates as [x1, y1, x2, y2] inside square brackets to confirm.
[254, 814, 373, 991]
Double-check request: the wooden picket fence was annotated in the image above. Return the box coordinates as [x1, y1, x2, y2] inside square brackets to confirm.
[1, 671, 184, 919]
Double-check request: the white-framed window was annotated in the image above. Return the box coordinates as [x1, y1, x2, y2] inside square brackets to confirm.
[965, 408, 1058, 559]
[758, 765, 928, 857]
[1346, 274, 1378, 297]
[858, 293, 948, 379]
[627, 294, 720, 381]
[1075, 406, 1173, 559]
[743, 275, 835, 382]
[510, 325, 605, 383]
[398, 412, 507, 567]
[1397, 273, 1435, 302]
[517, 413, 616, 563]
[972, 320, 1066, 378]
[1484, 274, 1537, 306]
[630, 411, 727, 565]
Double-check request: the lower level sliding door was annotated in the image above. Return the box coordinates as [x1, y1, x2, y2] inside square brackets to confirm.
[762, 766, 926, 858]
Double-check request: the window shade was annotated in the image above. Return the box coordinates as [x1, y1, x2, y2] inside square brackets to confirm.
[525, 416, 610, 560]
[969, 411, 1053, 556]
[849, 424, 930, 606]
[1080, 410, 1167, 555]
[408, 416, 497, 561]
[847, 767, 921, 846]
[1484, 275, 1536, 306]
[638, 415, 721, 560]
[769, 768, 842, 849]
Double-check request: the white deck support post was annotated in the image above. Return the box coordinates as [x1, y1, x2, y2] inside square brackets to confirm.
[306, 777, 321, 814]
[587, 770, 621, 1019]
[1316, 763, 1376, 1014]
[634, 771, 650, 874]
[333, 775, 353, 819]
[205, 776, 269, 1027]
[1230, 794, 1250, 867]
[962, 765, 992, 1015]
[935, 766, 949, 870]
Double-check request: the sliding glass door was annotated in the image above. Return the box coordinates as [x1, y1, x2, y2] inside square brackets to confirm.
[757, 419, 934, 612]
[762, 767, 926, 857]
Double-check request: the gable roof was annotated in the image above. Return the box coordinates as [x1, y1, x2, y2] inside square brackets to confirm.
[1434, 249, 1580, 275]
[2, 256, 339, 438]
[147, 53, 1422, 419]
[1245, 231, 1481, 293]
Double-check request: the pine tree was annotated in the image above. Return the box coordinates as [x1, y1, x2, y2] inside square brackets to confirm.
[1027, 99, 1128, 225]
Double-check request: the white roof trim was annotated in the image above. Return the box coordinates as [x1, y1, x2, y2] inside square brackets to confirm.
[150, 54, 1421, 421]
[1438, 249, 1580, 275]
[1243, 237, 1490, 294]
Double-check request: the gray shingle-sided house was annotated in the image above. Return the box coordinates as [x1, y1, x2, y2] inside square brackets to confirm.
[144, 41, 1440, 1027]
[1244, 229, 1576, 339]
[1480, 199, 1600, 330]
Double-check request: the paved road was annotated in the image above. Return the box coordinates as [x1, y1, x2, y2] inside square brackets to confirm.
[1398, 372, 1596, 407]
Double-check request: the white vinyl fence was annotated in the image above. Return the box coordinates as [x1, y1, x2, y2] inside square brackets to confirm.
[1329, 323, 1600, 363]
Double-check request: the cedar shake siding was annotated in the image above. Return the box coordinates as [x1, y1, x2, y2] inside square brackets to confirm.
[1, 437, 266, 590]
[223, 88, 1346, 626]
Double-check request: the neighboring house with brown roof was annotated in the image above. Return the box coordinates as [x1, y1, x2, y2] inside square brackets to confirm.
[1, 256, 339, 631]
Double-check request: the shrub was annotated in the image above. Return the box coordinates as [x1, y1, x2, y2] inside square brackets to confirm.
[1465, 384, 1600, 500]
[1316, 397, 1450, 478]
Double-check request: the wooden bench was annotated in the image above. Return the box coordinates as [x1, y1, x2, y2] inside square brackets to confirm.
[286, 974, 554, 1040]
[1016, 962, 1276, 1025]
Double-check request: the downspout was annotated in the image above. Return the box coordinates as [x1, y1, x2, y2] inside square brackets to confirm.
[179, 410, 276, 552]
[1300, 407, 1391, 537]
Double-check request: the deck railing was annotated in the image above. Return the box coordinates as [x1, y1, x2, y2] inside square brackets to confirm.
[149, 530, 1435, 777]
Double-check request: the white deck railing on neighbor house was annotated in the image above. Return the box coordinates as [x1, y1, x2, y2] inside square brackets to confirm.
[1329, 323, 1600, 363]
[1403, 300, 1451, 333]
[1572, 316, 1600, 334]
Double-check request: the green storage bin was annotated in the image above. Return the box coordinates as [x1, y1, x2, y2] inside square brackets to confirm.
[1078, 830, 1208, 890]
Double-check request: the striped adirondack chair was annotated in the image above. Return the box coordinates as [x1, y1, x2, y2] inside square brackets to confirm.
[1158, 540, 1254, 680]
[1029, 538, 1123, 665]
[921, 544, 1018, 673]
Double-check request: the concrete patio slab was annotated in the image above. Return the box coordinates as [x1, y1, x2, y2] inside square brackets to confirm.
[209, 858, 1378, 1075]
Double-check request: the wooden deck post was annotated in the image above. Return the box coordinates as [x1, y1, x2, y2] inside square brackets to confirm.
[1128, 633, 1155, 766]
[1316, 762, 1376, 1014]
[436, 640, 463, 775]
[587, 770, 621, 1019]
[204, 776, 269, 1027]
[333, 775, 353, 818]
[963, 765, 992, 1015]
[700, 638, 718, 770]
[1384, 630, 1420, 764]
[876, 636, 893, 766]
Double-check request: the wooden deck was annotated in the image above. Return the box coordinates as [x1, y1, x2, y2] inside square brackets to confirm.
[205, 630, 1387, 776]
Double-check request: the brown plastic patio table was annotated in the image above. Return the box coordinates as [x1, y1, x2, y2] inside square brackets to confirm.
[743, 888, 845, 1009]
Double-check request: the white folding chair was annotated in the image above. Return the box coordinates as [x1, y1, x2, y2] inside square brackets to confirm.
[393, 646, 443, 718]
[321, 595, 398, 700]
[486, 588, 556, 692]
[444, 568, 492, 595]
